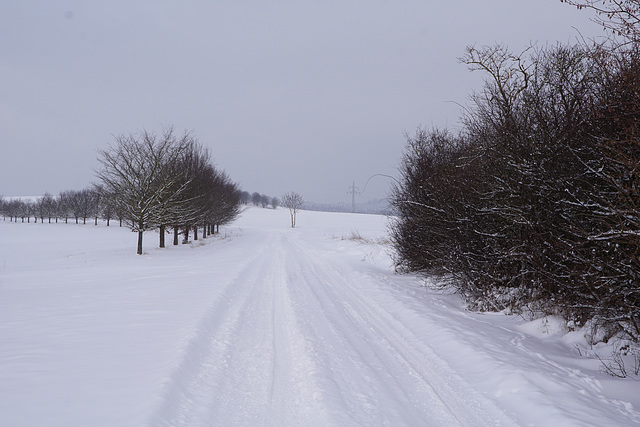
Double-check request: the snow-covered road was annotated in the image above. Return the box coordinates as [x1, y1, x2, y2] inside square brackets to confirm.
[1, 207, 639, 426]
[150, 227, 512, 426]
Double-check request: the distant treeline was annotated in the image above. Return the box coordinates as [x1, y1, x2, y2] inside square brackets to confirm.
[241, 192, 280, 209]
[305, 199, 391, 215]
[1, 191, 115, 225]
[238, 192, 391, 215]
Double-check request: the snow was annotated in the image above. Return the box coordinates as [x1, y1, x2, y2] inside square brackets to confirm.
[1, 207, 639, 426]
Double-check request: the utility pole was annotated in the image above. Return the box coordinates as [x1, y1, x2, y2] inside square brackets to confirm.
[347, 181, 360, 213]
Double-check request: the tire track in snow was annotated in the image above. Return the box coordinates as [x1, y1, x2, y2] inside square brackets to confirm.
[149, 231, 328, 426]
[284, 236, 516, 426]
[148, 238, 272, 426]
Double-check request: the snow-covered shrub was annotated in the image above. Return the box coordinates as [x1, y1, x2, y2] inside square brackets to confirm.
[390, 42, 640, 343]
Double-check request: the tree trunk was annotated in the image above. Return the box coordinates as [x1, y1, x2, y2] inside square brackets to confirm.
[183, 225, 190, 244]
[137, 230, 143, 255]
[194, 226, 198, 241]
[159, 224, 166, 248]
[173, 227, 179, 246]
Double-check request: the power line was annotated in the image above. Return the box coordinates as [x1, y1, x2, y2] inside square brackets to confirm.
[347, 181, 360, 213]
[347, 174, 398, 213]
[359, 174, 400, 196]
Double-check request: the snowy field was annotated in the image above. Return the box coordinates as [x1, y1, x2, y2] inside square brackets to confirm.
[1, 207, 639, 426]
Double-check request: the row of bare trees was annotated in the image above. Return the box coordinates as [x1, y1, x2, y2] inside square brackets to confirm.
[2, 129, 242, 255]
[391, 4, 640, 343]
[240, 191, 279, 209]
[0, 190, 117, 225]
[96, 127, 242, 254]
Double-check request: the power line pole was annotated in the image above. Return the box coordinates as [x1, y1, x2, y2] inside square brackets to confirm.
[347, 181, 359, 212]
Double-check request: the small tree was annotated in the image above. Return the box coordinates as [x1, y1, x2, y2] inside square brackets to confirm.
[204, 172, 243, 234]
[57, 191, 71, 223]
[40, 192, 56, 223]
[281, 192, 303, 228]
[63, 190, 82, 224]
[64, 189, 98, 225]
[260, 194, 269, 208]
[6, 199, 23, 222]
[271, 197, 279, 209]
[240, 191, 251, 205]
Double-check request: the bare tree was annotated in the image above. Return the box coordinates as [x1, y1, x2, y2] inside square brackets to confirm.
[251, 192, 262, 207]
[63, 189, 98, 225]
[57, 191, 71, 223]
[60, 190, 81, 224]
[154, 136, 205, 247]
[96, 127, 189, 254]
[95, 185, 115, 226]
[240, 191, 251, 205]
[15, 200, 27, 222]
[260, 194, 269, 208]
[0, 198, 16, 222]
[6, 199, 25, 222]
[201, 170, 243, 235]
[24, 200, 36, 223]
[40, 192, 57, 223]
[281, 192, 303, 228]
[561, 0, 640, 40]
[96, 127, 242, 252]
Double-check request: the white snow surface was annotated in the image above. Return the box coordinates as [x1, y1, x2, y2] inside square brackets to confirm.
[1, 207, 639, 426]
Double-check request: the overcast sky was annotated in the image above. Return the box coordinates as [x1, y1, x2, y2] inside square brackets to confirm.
[1, 1, 603, 204]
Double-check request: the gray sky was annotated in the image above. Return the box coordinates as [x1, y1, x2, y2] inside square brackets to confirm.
[1, 0, 603, 204]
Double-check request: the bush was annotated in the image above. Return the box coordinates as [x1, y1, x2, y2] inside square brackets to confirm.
[390, 42, 640, 342]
